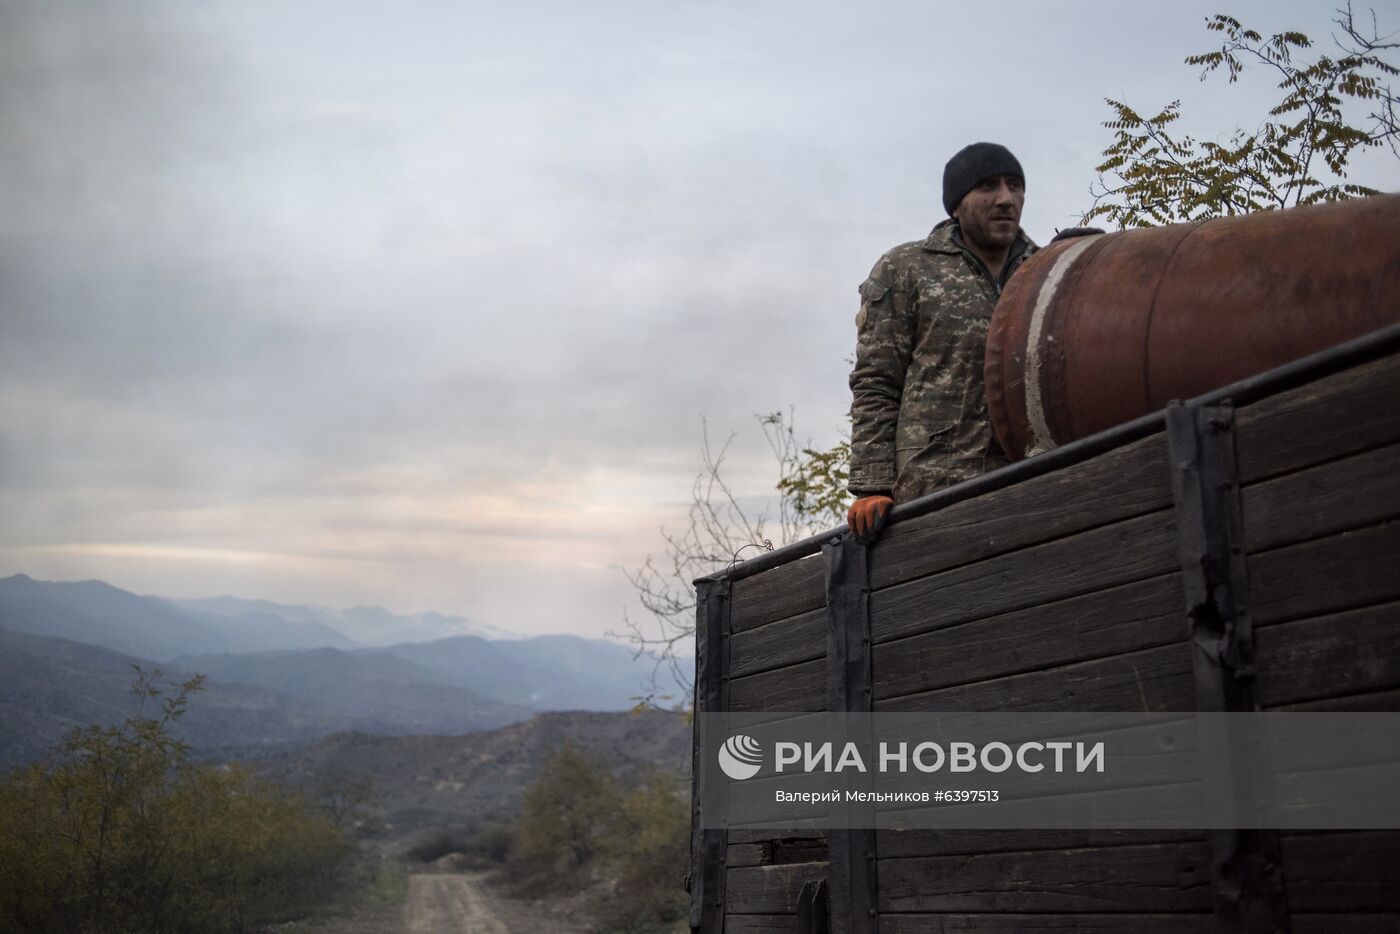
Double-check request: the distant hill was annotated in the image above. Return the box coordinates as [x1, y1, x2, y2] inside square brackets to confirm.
[0, 574, 234, 660]
[168, 595, 519, 645]
[0, 628, 365, 769]
[167, 602, 360, 652]
[380, 633, 685, 710]
[1, 574, 689, 714]
[0, 574, 693, 770]
[175, 647, 534, 736]
[250, 709, 691, 849]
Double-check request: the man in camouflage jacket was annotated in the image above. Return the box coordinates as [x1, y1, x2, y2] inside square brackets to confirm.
[846, 142, 1037, 540]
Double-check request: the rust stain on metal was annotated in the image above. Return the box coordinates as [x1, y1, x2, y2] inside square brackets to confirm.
[987, 194, 1400, 460]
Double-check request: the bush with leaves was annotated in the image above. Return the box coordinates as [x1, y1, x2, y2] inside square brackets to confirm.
[0, 669, 353, 934]
[593, 771, 690, 934]
[507, 746, 689, 933]
[510, 742, 621, 891]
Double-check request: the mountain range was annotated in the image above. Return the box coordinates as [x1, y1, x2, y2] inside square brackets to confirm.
[253, 709, 692, 850]
[0, 574, 691, 769]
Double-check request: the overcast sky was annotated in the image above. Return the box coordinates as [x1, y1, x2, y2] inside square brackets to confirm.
[3, 0, 1396, 641]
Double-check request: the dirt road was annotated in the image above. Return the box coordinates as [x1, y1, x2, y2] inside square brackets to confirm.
[402, 872, 585, 934]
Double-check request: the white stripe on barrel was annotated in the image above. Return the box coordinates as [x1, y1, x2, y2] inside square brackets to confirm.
[1023, 235, 1102, 456]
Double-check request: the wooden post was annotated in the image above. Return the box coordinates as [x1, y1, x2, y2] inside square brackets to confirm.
[824, 535, 879, 934]
[1166, 402, 1290, 934]
[690, 577, 729, 934]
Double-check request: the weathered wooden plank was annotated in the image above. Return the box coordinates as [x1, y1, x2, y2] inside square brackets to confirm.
[728, 843, 769, 868]
[728, 829, 828, 846]
[726, 862, 830, 914]
[727, 916, 800, 934]
[691, 579, 729, 934]
[823, 536, 879, 934]
[1281, 831, 1400, 911]
[731, 555, 827, 634]
[1251, 520, 1400, 626]
[726, 837, 831, 868]
[730, 607, 825, 679]
[871, 510, 1178, 645]
[1291, 917, 1400, 934]
[1235, 351, 1400, 483]
[1244, 440, 1400, 552]
[1256, 602, 1400, 708]
[876, 842, 1214, 912]
[875, 641, 1194, 713]
[880, 915, 1216, 933]
[870, 433, 1172, 590]
[729, 658, 826, 712]
[1167, 402, 1288, 932]
[875, 829, 1203, 859]
[1278, 688, 1400, 712]
[872, 574, 1182, 702]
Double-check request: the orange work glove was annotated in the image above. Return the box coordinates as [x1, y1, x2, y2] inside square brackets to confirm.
[847, 494, 894, 543]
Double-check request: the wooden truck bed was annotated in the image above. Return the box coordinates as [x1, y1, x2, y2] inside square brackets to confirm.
[689, 325, 1400, 933]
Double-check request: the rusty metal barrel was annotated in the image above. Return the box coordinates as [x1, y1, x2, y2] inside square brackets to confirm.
[986, 194, 1400, 460]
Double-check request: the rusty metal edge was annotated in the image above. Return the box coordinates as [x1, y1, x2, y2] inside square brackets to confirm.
[695, 320, 1400, 587]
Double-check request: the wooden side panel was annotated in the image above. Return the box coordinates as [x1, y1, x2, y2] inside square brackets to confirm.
[728, 657, 825, 712]
[876, 841, 1214, 912]
[730, 555, 826, 634]
[1256, 603, 1400, 708]
[1241, 429, 1400, 713]
[875, 829, 1203, 858]
[729, 607, 824, 679]
[1234, 352, 1400, 483]
[726, 862, 830, 914]
[1250, 521, 1400, 626]
[727, 837, 829, 868]
[1280, 831, 1400, 912]
[876, 641, 1194, 712]
[871, 510, 1178, 645]
[870, 433, 1171, 589]
[712, 352, 1400, 931]
[726, 917, 802, 934]
[880, 915, 1216, 933]
[872, 573, 1182, 703]
[1243, 441, 1400, 552]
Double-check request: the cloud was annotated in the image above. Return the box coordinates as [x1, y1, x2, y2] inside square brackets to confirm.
[3, 0, 1386, 636]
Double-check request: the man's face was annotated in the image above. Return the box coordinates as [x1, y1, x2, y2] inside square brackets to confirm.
[953, 174, 1025, 251]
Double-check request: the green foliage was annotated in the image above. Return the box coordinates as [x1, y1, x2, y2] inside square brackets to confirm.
[314, 774, 383, 834]
[468, 821, 515, 866]
[361, 859, 408, 907]
[511, 743, 620, 885]
[764, 412, 851, 533]
[0, 668, 353, 934]
[594, 772, 690, 933]
[1087, 5, 1400, 226]
[508, 747, 688, 933]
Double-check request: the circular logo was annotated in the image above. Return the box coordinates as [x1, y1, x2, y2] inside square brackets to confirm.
[718, 734, 763, 781]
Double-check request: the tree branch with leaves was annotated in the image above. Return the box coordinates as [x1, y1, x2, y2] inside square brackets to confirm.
[1086, 4, 1399, 227]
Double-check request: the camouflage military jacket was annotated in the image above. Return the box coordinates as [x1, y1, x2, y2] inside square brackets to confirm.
[848, 219, 1037, 502]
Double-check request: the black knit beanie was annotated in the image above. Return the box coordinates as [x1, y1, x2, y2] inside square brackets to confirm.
[942, 142, 1024, 216]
